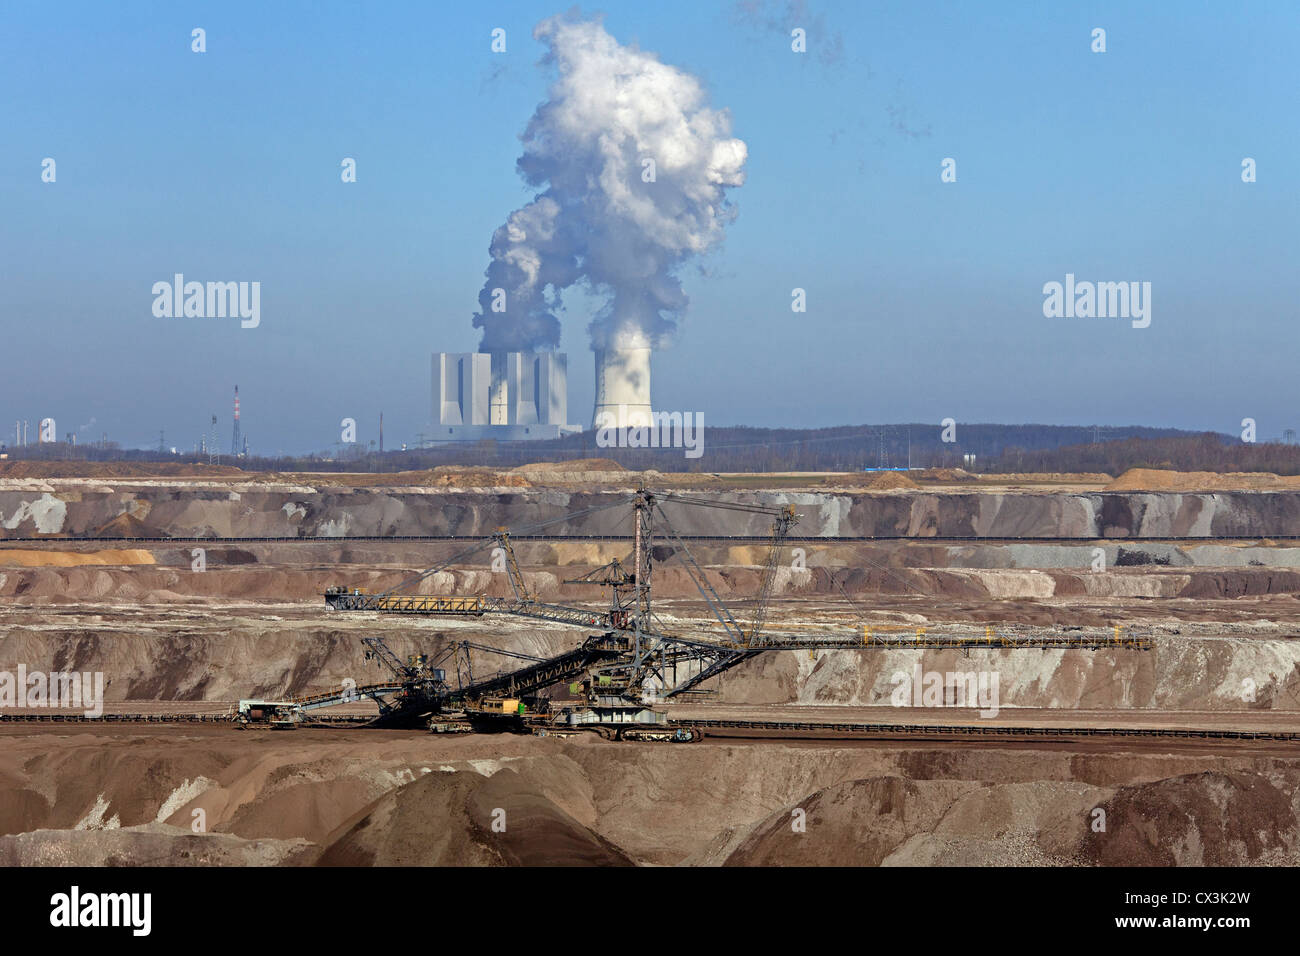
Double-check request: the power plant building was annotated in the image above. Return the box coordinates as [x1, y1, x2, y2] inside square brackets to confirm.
[432, 351, 577, 441]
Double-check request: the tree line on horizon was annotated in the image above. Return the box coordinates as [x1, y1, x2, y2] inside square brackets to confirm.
[981, 432, 1300, 476]
[11, 424, 1296, 476]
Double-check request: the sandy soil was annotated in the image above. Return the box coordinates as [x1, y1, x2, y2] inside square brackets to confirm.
[0, 725, 1296, 866]
[1106, 468, 1300, 492]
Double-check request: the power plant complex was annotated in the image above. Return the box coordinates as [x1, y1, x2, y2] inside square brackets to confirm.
[432, 351, 578, 441]
[432, 349, 654, 441]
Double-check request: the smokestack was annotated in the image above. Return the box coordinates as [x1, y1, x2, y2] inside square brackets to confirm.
[231, 385, 241, 457]
[593, 347, 652, 429]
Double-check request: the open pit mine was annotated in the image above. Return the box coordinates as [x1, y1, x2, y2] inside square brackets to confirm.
[1, 462, 1300, 867]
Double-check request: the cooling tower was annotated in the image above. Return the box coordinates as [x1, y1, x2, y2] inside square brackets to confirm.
[592, 347, 652, 429]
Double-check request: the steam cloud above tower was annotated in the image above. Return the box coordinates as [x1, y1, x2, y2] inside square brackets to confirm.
[472, 14, 748, 353]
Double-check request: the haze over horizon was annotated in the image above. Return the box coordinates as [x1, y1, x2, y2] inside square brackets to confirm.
[4, 1, 1297, 454]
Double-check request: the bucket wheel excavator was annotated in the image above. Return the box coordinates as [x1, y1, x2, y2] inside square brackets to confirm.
[243, 489, 1149, 734]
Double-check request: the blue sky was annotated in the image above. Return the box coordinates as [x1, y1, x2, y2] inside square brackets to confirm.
[2, 1, 1297, 453]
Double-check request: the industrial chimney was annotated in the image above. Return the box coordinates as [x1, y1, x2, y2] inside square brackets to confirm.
[592, 347, 652, 429]
[230, 385, 241, 457]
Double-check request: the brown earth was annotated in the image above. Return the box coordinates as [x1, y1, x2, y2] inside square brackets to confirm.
[863, 471, 920, 490]
[510, 458, 626, 473]
[917, 468, 980, 482]
[0, 548, 154, 567]
[317, 760, 634, 866]
[0, 727, 1296, 866]
[1106, 468, 1300, 492]
[1074, 770, 1298, 865]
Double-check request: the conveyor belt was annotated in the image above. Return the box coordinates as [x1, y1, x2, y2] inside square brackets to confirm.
[2, 533, 1298, 544]
[4, 711, 1297, 743]
[0, 712, 366, 723]
[674, 718, 1300, 741]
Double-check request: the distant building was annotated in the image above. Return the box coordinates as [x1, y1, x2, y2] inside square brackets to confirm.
[432, 351, 577, 441]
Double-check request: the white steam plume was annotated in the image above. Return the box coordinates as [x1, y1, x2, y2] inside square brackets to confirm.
[473, 14, 747, 352]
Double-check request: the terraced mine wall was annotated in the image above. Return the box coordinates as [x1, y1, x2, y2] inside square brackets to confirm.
[4, 623, 1299, 712]
[4, 482, 1300, 539]
[5, 480, 1300, 714]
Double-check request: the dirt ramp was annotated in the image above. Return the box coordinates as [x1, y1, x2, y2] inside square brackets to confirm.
[316, 764, 633, 866]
